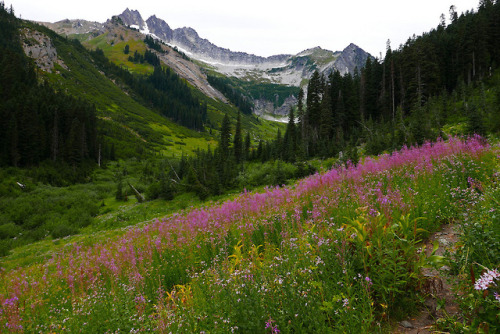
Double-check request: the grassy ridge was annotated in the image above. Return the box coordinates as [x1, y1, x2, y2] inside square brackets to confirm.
[26, 21, 212, 159]
[28, 20, 283, 160]
[0, 136, 496, 332]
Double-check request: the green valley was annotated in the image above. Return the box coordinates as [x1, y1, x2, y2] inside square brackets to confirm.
[0, 1, 500, 333]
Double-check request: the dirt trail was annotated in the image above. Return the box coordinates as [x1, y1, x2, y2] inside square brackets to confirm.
[395, 223, 461, 333]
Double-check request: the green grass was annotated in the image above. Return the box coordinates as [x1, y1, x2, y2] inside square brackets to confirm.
[85, 31, 154, 75]
[0, 136, 496, 333]
[45, 21, 288, 155]
[25, 21, 222, 159]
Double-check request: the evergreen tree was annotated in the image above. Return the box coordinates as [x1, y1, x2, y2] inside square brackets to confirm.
[219, 114, 231, 160]
[283, 107, 296, 162]
[306, 71, 323, 147]
[244, 132, 251, 161]
[218, 114, 232, 187]
[233, 112, 242, 164]
[296, 88, 308, 158]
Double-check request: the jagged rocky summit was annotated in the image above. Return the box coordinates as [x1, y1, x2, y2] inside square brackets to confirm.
[38, 8, 372, 116]
[115, 9, 371, 85]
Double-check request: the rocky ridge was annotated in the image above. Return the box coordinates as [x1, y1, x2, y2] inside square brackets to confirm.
[116, 9, 371, 85]
[40, 19, 104, 37]
[38, 8, 372, 115]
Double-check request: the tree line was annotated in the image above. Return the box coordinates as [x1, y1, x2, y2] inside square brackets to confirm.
[206, 74, 254, 114]
[156, 0, 500, 200]
[285, 0, 500, 161]
[0, 4, 98, 177]
[91, 48, 207, 131]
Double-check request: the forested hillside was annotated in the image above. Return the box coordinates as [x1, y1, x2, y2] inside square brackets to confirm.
[90, 47, 207, 131]
[0, 6, 97, 174]
[286, 1, 500, 160]
[0, 2, 287, 255]
[152, 1, 500, 204]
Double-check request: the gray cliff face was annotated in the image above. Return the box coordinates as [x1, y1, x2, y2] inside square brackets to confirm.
[21, 28, 68, 73]
[145, 15, 289, 65]
[139, 10, 371, 115]
[40, 19, 104, 36]
[332, 43, 371, 75]
[172, 26, 290, 64]
[39, 9, 372, 117]
[145, 15, 173, 41]
[118, 8, 146, 30]
[253, 95, 298, 117]
[117, 9, 370, 81]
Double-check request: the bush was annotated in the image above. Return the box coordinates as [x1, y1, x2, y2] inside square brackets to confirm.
[0, 183, 100, 254]
[51, 224, 78, 239]
[237, 160, 299, 188]
[0, 223, 22, 239]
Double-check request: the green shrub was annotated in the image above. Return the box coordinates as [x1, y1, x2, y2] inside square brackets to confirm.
[51, 224, 78, 239]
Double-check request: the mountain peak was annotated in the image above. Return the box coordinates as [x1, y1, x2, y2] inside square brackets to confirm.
[118, 8, 146, 31]
[343, 43, 361, 52]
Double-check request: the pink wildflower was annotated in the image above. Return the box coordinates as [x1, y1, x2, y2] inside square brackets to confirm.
[474, 269, 500, 291]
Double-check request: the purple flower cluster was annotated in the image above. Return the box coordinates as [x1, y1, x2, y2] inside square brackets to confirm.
[265, 317, 280, 333]
[0, 135, 490, 331]
[474, 268, 500, 291]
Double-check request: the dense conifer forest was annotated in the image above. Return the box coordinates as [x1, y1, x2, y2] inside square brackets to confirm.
[0, 5, 98, 173]
[293, 1, 500, 159]
[91, 47, 207, 131]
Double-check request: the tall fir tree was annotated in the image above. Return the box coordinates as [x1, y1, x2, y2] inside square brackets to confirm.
[233, 111, 242, 164]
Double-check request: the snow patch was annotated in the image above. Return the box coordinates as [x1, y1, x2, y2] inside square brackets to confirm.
[258, 114, 288, 123]
[140, 24, 150, 36]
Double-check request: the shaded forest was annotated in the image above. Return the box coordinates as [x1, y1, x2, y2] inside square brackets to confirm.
[90, 48, 207, 131]
[0, 5, 98, 176]
[207, 74, 254, 114]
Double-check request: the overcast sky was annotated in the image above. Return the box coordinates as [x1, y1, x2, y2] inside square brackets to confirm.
[8, 0, 480, 58]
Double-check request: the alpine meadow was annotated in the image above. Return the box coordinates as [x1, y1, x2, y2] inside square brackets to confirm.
[0, 1, 499, 333]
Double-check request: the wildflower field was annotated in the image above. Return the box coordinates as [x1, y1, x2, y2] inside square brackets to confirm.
[0, 136, 499, 333]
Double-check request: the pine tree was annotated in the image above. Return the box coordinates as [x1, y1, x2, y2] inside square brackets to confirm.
[306, 71, 323, 145]
[283, 107, 296, 162]
[244, 131, 251, 161]
[219, 114, 231, 160]
[296, 88, 308, 158]
[233, 112, 242, 164]
[218, 114, 232, 187]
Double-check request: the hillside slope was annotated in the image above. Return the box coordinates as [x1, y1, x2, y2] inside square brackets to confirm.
[20, 22, 218, 159]
[23, 19, 285, 159]
[40, 8, 371, 116]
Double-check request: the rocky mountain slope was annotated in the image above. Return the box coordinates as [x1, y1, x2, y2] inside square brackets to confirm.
[118, 9, 370, 85]
[39, 8, 371, 115]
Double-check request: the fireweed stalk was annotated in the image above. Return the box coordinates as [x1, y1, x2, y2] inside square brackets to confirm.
[0, 135, 491, 332]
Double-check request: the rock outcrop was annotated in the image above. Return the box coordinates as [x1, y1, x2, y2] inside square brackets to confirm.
[118, 8, 146, 30]
[141, 11, 371, 85]
[21, 28, 67, 73]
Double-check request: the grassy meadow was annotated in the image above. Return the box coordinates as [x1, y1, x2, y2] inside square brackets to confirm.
[0, 136, 498, 333]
